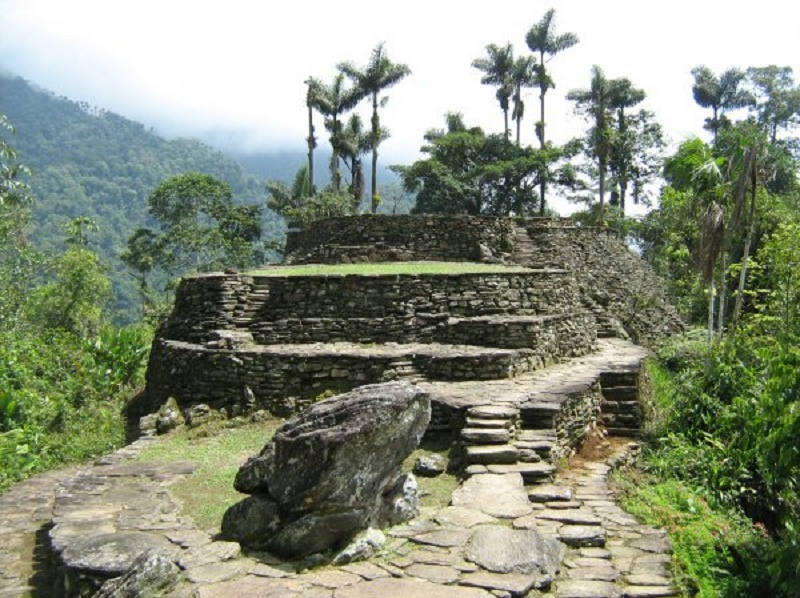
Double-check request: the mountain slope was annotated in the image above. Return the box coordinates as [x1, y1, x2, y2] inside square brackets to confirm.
[0, 74, 284, 320]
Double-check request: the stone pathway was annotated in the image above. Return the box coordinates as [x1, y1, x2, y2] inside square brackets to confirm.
[0, 340, 677, 598]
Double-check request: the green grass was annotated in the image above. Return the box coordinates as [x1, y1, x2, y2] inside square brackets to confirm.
[247, 261, 532, 277]
[616, 475, 767, 597]
[135, 420, 280, 531]
[402, 436, 459, 509]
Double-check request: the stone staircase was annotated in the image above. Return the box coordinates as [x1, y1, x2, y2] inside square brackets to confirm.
[600, 369, 643, 437]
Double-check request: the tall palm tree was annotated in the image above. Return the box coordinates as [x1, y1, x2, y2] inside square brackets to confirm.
[309, 73, 361, 192]
[304, 78, 322, 194]
[568, 66, 613, 222]
[608, 78, 645, 213]
[339, 44, 411, 213]
[526, 8, 578, 214]
[510, 55, 536, 146]
[691, 66, 752, 145]
[472, 43, 514, 141]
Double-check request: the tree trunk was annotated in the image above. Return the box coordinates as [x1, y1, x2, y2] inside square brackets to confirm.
[503, 108, 509, 142]
[731, 162, 758, 335]
[717, 253, 727, 338]
[538, 52, 547, 216]
[331, 114, 340, 191]
[712, 106, 719, 146]
[598, 157, 606, 224]
[371, 92, 379, 214]
[708, 281, 715, 343]
[516, 112, 521, 147]
[307, 104, 315, 194]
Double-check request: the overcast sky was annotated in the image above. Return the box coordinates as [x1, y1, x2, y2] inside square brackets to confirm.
[1, 0, 799, 165]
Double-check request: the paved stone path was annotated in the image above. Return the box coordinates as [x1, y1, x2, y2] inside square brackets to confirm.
[0, 341, 677, 598]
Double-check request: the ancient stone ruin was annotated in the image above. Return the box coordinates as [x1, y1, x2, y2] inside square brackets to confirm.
[2, 215, 683, 598]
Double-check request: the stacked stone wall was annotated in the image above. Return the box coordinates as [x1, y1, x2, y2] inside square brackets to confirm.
[518, 224, 684, 342]
[285, 214, 517, 264]
[161, 270, 579, 345]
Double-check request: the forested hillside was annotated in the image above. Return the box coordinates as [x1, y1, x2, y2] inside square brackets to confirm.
[0, 74, 284, 320]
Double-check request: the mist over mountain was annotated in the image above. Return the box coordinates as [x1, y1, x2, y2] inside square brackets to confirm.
[0, 74, 285, 321]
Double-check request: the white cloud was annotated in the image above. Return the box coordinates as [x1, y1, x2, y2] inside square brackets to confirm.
[1, 0, 799, 167]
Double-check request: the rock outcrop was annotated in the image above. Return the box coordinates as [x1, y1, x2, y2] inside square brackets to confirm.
[221, 381, 430, 557]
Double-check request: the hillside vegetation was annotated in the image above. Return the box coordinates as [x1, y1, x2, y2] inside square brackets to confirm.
[0, 74, 284, 321]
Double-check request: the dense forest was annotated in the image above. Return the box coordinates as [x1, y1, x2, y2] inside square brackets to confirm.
[0, 74, 284, 320]
[2, 7, 800, 595]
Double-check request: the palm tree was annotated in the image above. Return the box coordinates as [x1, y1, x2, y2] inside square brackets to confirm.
[608, 78, 645, 213]
[339, 114, 381, 213]
[309, 73, 361, 192]
[510, 55, 536, 146]
[339, 44, 411, 213]
[472, 43, 514, 142]
[526, 8, 578, 214]
[568, 66, 613, 222]
[304, 78, 322, 194]
[691, 66, 752, 145]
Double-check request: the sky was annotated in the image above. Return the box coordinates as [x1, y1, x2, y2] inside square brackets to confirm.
[1, 0, 799, 166]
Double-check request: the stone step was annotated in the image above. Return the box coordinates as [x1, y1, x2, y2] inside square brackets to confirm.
[465, 417, 513, 429]
[601, 385, 638, 401]
[464, 444, 519, 465]
[514, 439, 554, 460]
[516, 429, 557, 442]
[485, 462, 556, 483]
[600, 370, 639, 387]
[600, 400, 641, 414]
[460, 427, 510, 445]
[466, 405, 518, 420]
[535, 508, 602, 526]
[527, 484, 574, 503]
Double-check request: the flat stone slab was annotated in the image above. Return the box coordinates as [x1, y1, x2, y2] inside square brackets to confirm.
[528, 485, 574, 502]
[434, 506, 498, 528]
[535, 509, 603, 526]
[459, 570, 543, 596]
[466, 405, 519, 419]
[465, 445, 519, 464]
[486, 462, 555, 481]
[405, 563, 460, 584]
[58, 531, 177, 577]
[185, 560, 246, 584]
[464, 526, 563, 580]
[410, 528, 472, 548]
[333, 577, 495, 598]
[451, 474, 531, 519]
[622, 586, 679, 597]
[339, 561, 391, 580]
[461, 428, 510, 444]
[558, 525, 607, 547]
[555, 579, 622, 598]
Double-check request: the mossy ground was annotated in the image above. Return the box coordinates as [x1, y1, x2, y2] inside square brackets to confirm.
[247, 261, 532, 277]
[134, 420, 280, 530]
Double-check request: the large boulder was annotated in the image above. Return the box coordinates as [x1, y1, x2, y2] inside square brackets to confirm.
[222, 381, 430, 557]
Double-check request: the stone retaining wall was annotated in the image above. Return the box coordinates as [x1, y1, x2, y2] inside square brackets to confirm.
[284, 214, 518, 264]
[160, 270, 578, 345]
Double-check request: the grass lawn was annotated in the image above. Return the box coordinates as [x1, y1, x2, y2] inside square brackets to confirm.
[134, 421, 280, 531]
[247, 261, 532, 277]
